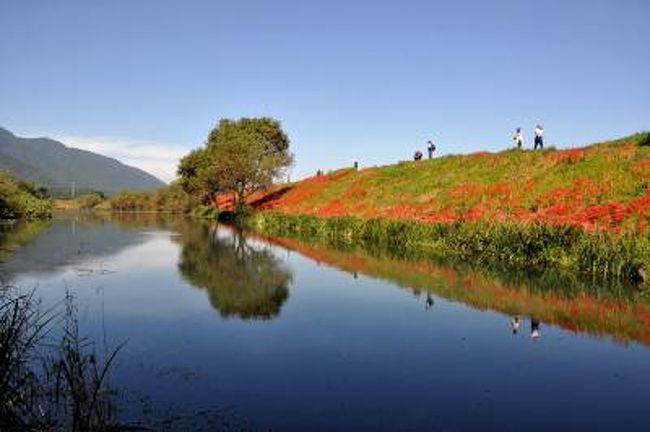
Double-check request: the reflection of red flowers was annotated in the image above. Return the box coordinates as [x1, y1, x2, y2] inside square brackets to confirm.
[256, 232, 650, 346]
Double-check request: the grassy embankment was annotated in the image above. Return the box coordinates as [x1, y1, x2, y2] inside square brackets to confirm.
[239, 133, 650, 285]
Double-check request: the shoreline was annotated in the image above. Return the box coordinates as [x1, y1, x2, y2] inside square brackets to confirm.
[242, 211, 649, 287]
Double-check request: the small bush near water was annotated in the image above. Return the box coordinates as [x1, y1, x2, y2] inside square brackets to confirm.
[74, 192, 106, 210]
[245, 212, 650, 286]
[0, 171, 52, 219]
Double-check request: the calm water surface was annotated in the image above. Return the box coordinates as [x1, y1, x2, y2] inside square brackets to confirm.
[2, 214, 650, 431]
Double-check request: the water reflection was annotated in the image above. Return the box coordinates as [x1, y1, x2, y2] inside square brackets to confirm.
[0, 215, 150, 280]
[3, 213, 650, 343]
[257, 234, 650, 346]
[1, 214, 294, 320]
[531, 317, 541, 340]
[0, 219, 50, 264]
[175, 223, 292, 319]
[510, 316, 521, 334]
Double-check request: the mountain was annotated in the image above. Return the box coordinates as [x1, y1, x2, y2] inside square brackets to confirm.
[0, 127, 165, 192]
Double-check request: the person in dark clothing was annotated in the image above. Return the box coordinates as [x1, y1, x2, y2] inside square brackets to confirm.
[427, 140, 436, 159]
[414, 150, 423, 161]
[534, 124, 544, 150]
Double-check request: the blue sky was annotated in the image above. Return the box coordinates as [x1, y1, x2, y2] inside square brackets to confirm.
[1, 0, 648, 182]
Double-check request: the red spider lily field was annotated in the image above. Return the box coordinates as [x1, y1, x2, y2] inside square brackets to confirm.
[239, 132, 649, 235]
[227, 133, 650, 286]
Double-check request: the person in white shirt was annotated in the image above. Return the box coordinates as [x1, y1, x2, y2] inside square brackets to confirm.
[513, 128, 524, 149]
[534, 124, 544, 150]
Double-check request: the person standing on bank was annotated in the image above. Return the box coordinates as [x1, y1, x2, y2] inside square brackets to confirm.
[534, 124, 544, 150]
[427, 140, 436, 159]
[513, 128, 524, 149]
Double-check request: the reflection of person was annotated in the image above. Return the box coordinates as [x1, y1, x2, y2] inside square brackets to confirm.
[531, 317, 541, 340]
[425, 293, 435, 310]
[510, 316, 521, 334]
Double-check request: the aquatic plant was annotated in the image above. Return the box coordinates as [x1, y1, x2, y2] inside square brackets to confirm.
[0, 289, 125, 431]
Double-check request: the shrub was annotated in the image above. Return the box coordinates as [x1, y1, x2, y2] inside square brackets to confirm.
[637, 132, 650, 147]
[0, 170, 52, 219]
[75, 192, 106, 209]
[108, 183, 197, 213]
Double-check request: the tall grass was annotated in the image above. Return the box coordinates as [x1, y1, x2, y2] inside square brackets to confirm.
[245, 212, 649, 286]
[0, 289, 125, 431]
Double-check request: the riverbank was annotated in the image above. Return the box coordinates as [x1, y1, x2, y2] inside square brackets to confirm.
[227, 133, 650, 285]
[243, 212, 649, 286]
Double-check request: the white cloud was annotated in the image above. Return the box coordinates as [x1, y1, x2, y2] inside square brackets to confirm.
[56, 135, 190, 183]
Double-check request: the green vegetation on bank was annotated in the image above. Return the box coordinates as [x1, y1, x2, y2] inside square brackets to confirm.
[75, 191, 106, 209]
[244, 212, 650, 286]
[0, 170, 52, 219]
[107, 183, 197, 213]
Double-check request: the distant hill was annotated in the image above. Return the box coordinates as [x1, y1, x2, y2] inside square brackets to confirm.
[0, 127, 165, 193]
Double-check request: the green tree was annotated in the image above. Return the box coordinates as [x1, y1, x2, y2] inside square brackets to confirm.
[177, 148, 211, 201]
[178, 117, 293, 209]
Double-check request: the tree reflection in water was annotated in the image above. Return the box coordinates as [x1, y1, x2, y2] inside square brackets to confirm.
[177, 223, 292, 319]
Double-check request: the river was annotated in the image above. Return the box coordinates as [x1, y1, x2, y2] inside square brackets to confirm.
[1, 213, 649, 431]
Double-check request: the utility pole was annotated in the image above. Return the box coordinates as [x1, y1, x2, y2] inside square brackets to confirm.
[71, 181, 76, 199]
